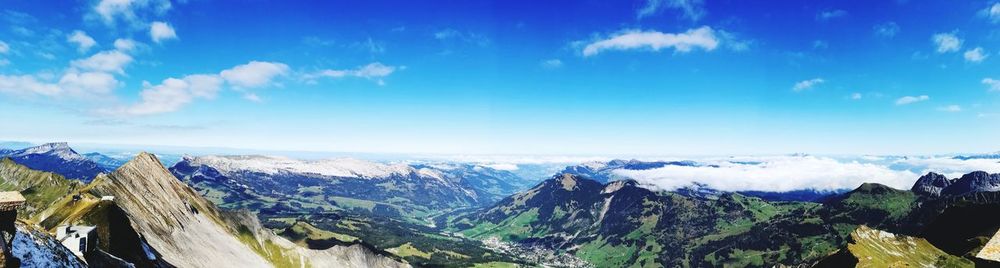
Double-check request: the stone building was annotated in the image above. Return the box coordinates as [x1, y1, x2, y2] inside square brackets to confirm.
[55, 225, 98, 259]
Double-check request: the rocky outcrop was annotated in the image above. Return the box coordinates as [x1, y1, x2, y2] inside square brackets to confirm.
[87, 152, 271, 268]
[941, 171, 1000, 196]
[911, 172, 952, 197]
[67, 152, 409, 268]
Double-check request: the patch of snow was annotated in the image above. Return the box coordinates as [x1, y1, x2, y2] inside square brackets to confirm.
[11, 225, 86, 268]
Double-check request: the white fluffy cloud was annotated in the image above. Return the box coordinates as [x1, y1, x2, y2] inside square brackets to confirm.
[793, 78, 825, 91]
[636, 0, 705, 21]
[67, 30, 97, 53]
[983, 78, 1000, 92]
[851, 93, 863, 100]
[932, 32, 962, 53]
[149, 21, 177, 43]
[964, 47, 988, 63]
[58, 71, 119, 95]
[0, 75, 61, 96]
[305, 62, 397, 85]
[0, 41, 9, 54]
[113, 38, 137, 51]
[118, 74, 223, 116]
[0, 71, 119, 98]
[104, 61, 287, 116]
[895, 95, 929, 105]
[70, 50, 133, 74]
[93, 0, 172, 27]
[582, 26, 718, 57]
[220, 61, 289, 88]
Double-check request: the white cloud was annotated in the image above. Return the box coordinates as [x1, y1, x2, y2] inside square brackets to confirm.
[851, 92, 863, 100]
[70, 50, 133, 74]
[792, 78, 825, 92]
[964, 47, 988, 63]
[0, 41, 9, 54]
[117, 74, 222, 116]
[0, 75, 61, 96]
[113, 38, 137, 51]
[67, 30, 97, 53]
[58, 71, 119, 95]
[983, 78, 1000, 92]
[306, 62, 397, 85]
[91, 61, 286, 116]
[636, 0, 706, 21]
[937, 105, 962, 112]
[895, 95, 929, 105]
[540, 59, 563, 69]
[184, 74, 225, 99]
[981, 2, 1000, 23]
[613, 155, 1000, 192]
[93, 0, 172, 27]
[0, 71, 120, 98]
[932, 32, 962, 53]
[149, 21, 177, 43]
[219, 61, 289, 88]
[816, 9, 847, 21]
[613, 156, 918, 192]
[582, 26, 718, 57]
[873, 22, 899, 38]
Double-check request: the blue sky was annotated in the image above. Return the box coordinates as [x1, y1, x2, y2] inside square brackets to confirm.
[1, 0, 999, 155]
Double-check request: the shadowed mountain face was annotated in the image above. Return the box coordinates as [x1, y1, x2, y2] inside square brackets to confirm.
[0, 143, 106, 182]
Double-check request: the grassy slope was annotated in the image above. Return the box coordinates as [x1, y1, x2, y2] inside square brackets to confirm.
[0, 158, 81, 219]
[846, 225, 973, 267]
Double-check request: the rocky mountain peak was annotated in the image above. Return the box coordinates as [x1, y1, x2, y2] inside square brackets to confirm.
[941, 171, 1000, 196]
[911, 172, 952, 197]
[18, 142, 83, 160]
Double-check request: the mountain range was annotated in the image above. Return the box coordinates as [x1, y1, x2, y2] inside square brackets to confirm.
[1, 142, 1000, 267]
[0, 143, 107, 182]
[447, 171, 1000, 266]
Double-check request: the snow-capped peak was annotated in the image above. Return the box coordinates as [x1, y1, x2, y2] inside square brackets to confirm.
[14, 142, 86, 161]
[187, 155, 444, 181]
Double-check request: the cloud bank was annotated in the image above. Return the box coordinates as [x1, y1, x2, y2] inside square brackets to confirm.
[611, 155, 1000, 192]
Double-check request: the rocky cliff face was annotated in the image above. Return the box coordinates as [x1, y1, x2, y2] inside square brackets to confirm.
[40, 152, 409, 268]
[911, 172, 952, 197]
[941, 171, 1000, 196]
[87, 152, 272, 268]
